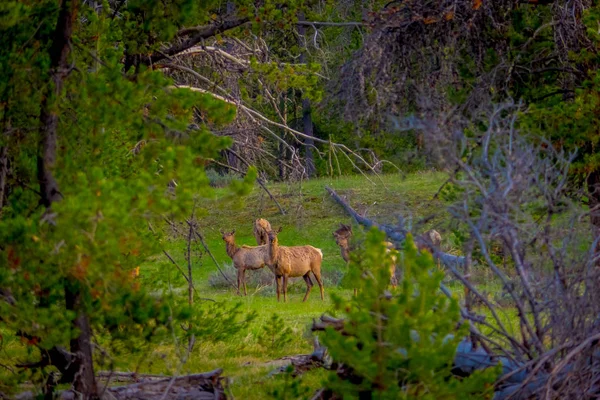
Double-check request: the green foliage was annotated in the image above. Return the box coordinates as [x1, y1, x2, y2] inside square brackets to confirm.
[313, 116, 425, 176]
[258, 313, 293, 350]
[0, 0, 256, 394]
[269, 365, 313, 400]
[319, 228, 498, 399]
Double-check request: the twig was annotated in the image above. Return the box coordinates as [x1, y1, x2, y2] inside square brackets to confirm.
[296, 21, 366, 27]
[188, 224, 238, 290]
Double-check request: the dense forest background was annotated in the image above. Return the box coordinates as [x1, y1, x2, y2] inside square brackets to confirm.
[2, 1, 600, 399]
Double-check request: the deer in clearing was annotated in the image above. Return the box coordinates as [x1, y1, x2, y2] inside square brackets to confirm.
[253, 218, 272, 245]
[221, 229, 270, 296]
[333, 223, 398, 296]
[267, 227, 324, 302]
[416, 229, 443, 268]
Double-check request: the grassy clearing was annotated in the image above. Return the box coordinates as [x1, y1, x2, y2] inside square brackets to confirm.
[133, 171, 460, 398]
[3, 171, 505, 398]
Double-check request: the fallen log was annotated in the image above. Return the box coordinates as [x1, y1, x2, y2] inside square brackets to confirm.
[325, 186, 465, 267]
[13, 369, 226, 400]
[268, 337, 329, 377]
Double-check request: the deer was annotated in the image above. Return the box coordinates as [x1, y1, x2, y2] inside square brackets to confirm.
[253, 218, 272, 245]
[416, 229, 442, 254]
[266, 227, 325, 302]
[332, 223, 398, 296]
[416, 229, 443, 269]
[221, 229, 270, 296]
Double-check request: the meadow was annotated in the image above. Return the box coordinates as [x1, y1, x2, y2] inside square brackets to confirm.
[0, 171, 482, 398]
[134, 171, 460, 398]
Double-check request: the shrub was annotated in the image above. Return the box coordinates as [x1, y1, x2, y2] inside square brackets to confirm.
[315, 228, 499, 399]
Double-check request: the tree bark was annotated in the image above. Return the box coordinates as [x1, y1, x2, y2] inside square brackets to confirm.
[125, 16, 250, 71]
[38, 0, 77, 208]
[297, 13, 316, 178]
[65, 284, 98, 399]
[38, 1, 98, 397]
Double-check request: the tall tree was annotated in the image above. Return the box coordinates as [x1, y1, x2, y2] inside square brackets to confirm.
[0, 1, 253, 397]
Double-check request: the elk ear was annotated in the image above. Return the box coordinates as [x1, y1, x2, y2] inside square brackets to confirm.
[232, 229, 236, 235]
[276, 226, 283, 234]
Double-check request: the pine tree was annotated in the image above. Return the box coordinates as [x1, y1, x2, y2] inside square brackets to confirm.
[317, 228, 498, 399]
[0, 1, 254, 397]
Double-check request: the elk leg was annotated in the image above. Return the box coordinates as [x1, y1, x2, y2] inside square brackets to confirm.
[276, 276, 283, 302]
[236, 268, 241, 296]
[302, 273, 313, 302]
[242, 268, 247, 296]
[311, 270, 324, 301]
[283, 275, 288, 302]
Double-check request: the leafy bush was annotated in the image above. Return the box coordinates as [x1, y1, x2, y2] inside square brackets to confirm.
[316, 228, 498, 399]
[205, 168, 243, 188]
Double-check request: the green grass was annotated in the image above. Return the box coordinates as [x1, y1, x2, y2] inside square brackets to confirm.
[1, 171, 492, 399]
[131, 171, 459, 398]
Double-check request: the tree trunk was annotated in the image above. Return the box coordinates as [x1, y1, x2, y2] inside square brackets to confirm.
[297, 13, 316, 178]
[65, 284, 99, 399]
[278, 138, 288, 180]
[39, 1, 98, 397]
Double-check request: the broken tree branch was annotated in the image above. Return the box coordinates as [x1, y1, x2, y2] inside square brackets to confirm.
[324, 185, 465, 267]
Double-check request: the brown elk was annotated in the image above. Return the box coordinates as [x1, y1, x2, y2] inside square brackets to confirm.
[221, 229, 270, 296]
[266, 227, 324, 302]
[253, 218, 272, 245]
[416, 229, 442, 254]
[332, 223, 398, 295]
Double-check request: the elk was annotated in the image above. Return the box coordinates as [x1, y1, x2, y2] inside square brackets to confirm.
[253, 218, 272, 245]
[332, 223, 398, 295]
[416, 229, 442, 254]
[266, 227, 324, 302]
[221, 229, 270, 296]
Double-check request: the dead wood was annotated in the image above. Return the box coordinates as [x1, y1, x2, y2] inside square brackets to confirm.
[13, 369, 226, 400]
[324, 186, 465, 267]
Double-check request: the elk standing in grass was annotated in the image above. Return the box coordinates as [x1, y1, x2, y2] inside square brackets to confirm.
[221, 229, 270, 296]
[253, 218, 272, 245]
[333, 223, 398, 295]
[267, 227, 324, 302]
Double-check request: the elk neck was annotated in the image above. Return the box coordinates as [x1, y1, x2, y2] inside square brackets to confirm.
[225, 241, 239, 258]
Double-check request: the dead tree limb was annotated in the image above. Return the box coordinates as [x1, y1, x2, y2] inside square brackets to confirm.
[186, 222, 238, 291]
[325, 186, 465, 267]
[15, 369, 226, 400]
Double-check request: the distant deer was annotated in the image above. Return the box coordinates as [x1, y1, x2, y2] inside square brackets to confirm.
[221, 229, 270, 296]
[253, 218, 272, 245]
[416, 229, 443, 268]
[332, 223, 398, 295]
[416, 229, 442, 254]
[267, 227, 325, 302]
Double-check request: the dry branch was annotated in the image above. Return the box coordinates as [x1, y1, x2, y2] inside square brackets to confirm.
[324, 186, 465, 267]
[14, 369, 226, 400]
